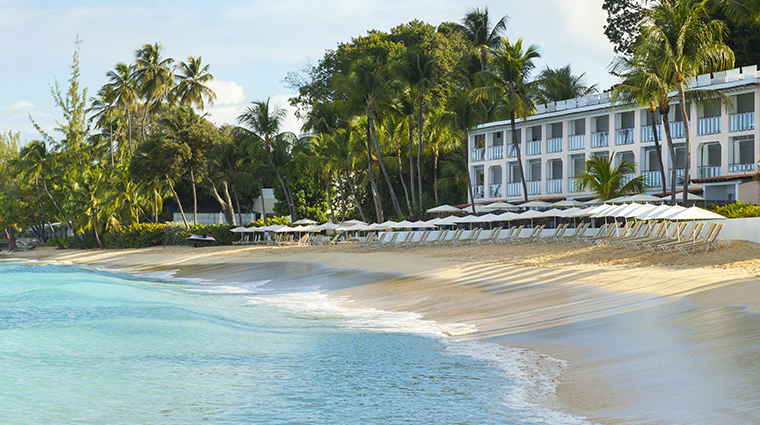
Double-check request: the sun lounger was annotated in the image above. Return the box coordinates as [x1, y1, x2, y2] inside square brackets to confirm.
[622, 221, 670, 249]
[516, 225, 545, 244]
[455, 228, 482, 245]
[558, 223, 590, 243]
[642, 222, 689, 252]
[380, 232, 399, 248]
[542, 223, 569, 244]
[598, 220, 645, 247]
[675, 222, 726, 255]
[582, 222, 623, 246]
[657, 222, 706, 252]
[477, 227, 503, 245]
[574, 223, 611, 246]
[407, 231, 430, 247]
[425, 230, 448, 246]
[499, 225, 524, 244]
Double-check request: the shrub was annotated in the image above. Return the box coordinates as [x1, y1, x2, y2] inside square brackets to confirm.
[246, 216, 292, 227]
[709, 201, 760, 218]
[103, 223, 166, 249]
[178, 224, 235, 246]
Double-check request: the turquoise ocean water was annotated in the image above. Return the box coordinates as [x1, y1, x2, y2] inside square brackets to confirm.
[0, 261, 587, 424]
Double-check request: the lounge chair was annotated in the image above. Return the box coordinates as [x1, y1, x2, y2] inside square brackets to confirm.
[407, 231, 430, 247]
[657, 222, 706, 252]
[441, 228, 464, 245]
[392, 232, 414, 248]
[499, 225, 524, 244]
[598, 220, 645, 247]
[455, 228, 482, 245]
[380, 232, 399, 248]
[642, 222, 689, 252]
[542, 223, 569, 244]
[517, 225, 545, 244]
[622, 221, 670, 249]
[584, 221, 626, 246]
[425, 230, 448, 246]
[675, 222, 726, 255]
[558, 223, 590, 244]
[477, 227, 503, 245]
[574, 223, 610, 246]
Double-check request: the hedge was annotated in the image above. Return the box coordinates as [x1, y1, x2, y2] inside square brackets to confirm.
[709, 201, 760, 218]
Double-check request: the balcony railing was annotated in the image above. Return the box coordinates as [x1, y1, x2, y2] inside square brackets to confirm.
[590, 131, 609, 148]
[568, 177, 582, 193]
[621, 172, 636, 185]
[471, 148, 485, 162]
[730, 112, 755, 132]
[526, 140, 541, 156]
[506, 145, 518, 158]
[668, 168, 686, 186]
[489, 183, 502, 198]
[698, 116, 721, 135]
[472, 185, 485, 199]
[526, 180, 541, 195]
[568, 135, 585, 151]
[615, 128, 635, 145]
[697, 165, 721, 178]
[669, 121, 685, 139]
[729, 163, 755, 173]
[547, 178, 563, 194]
[642, 170, 663, 188]
[487, 145, 504, 160]
[547, 137, 563, 153]
[505, 182, 522, 197]
[641, 126, 662, 143]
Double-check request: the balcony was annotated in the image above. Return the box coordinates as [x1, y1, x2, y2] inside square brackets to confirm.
[526, 180, 541, 195]
[698, 116, 721, 136]
[642, 170, 663, 188]
[730, 112, 755, 132]
[505, 182, 522, 197]
[568, 178, 582, 193]
[697, 165, 721, 178]
[547, 137, 563, 153]
[506, 145, 518, 158]
[472, 185, 484, 199]
[547, 179, 563, 194]
[471, 148, 485, 162]
[641, 126, 662, 143]
[615, 128, 635, 145]
[487, 145, 504, 160]
[669, 121, 685, 139]
[489, 183, 502, 198]
[668, 168, 686, 186]
[729, 163, 755, 173]
[526, 140, 541, 156]
[621, 172, 636, 185]
[568, 135, 585, 151]
[590, 131, 609, 148]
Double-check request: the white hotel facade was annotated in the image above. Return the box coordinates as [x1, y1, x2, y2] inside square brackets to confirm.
[468, 65, 760, 205]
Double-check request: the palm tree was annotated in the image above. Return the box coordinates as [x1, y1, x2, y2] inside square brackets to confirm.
[574, 153, 646, 201]
[133, 43, 175, 143]
[175, 56, 217, 111]
[396, 48, 438, 214]
[88, 86, 117, 167]
[456, 7, 508, 70]
[105, 63, 137, 157]
[534, 65, 598, 104]
[638, 0, 734, 203]
[472, 37, 541, 202]
[16, 141, 64, 249]
[237, 99, 298, 220]
[610, 56, 670, 200]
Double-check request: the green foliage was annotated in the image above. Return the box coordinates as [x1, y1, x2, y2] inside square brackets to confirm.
[178, 224, 234, 246]
[247, 216, 292, 227]
[103, 223, 165, 248]
[574, 153, 645, 200]
[709, 201, 760, 218]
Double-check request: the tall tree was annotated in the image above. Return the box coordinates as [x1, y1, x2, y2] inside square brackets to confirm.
[456, 7, 508, 70]
[574, 153, 646, 200]
[133, 42, 175, 143]
[175, 56, 217, 111]
[638, 0, 734, 203]
[105, 63, 137, 157]
[534, 65, 598, 103]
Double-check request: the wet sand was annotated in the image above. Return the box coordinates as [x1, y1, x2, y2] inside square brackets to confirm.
[7, 242, 760, 424]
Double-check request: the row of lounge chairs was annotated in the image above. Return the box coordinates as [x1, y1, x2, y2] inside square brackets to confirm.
[576, 220, 727, 255]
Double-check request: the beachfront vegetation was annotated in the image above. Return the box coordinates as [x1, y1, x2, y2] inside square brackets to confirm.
[0, 2, 755, 250]
[574, 153, 646, 200]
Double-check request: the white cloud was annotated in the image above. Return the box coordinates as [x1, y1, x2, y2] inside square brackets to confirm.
[270, 94, 304, 135]
[6, 100, 34, 110]
[206, 105, 246, 127]
[206, 79, 246, 106]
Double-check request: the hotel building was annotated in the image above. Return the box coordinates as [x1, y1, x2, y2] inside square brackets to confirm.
[468, 65, 760, 204]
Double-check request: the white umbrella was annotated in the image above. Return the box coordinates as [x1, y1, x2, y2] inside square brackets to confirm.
[605, 195, 633, 204]
[592, 204, 628, 218]
[539, 208, 566, 217]
[367, 223, 392, 230]
[316, 222, 340, 230]
[625, 194, 665, 203]
[426, 204, 463, 214]
[620, 203, 656, 218]
[589, 205, 620, 218]
[496, 211, 520, 221]
[634, 204, 672, 220]
[230, 226, 248, 233]
[562, 207, 589, 218]
[380, 220, 399, 227]
[471, 204, 491, 213]
[516, 209, 545, 219]
[453, 215, 485, 223]
[665, 192, 707, 201]
[391, 220, 428, 229]
[553, 199, 586, 208]
[610, 203, 646, 218]
[583, 198, 603, 205]
[483, 201, 519, 211]
[521, 200, 553, 209]
[666, 206, 725, 220]
[646, 205, 687, 220]
[293, 218, 318, 225]
[274, 226, 295, 233]
[343, 219, 368, 225]
[478, 213, 502, 222]
[435, 215, 461, 225]
[301, 225, 321, 232]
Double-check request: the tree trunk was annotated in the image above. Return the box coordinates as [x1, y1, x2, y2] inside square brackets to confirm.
[154, 189, 159, 223]
[338, 174, 347, 222]
[167, 176, 189, 229]
[127, 108, 133, 157]
[109, 119, 114, 167]
[206, 178, 235, 225]
[141, 100, 150, 143]
[257, 181, 269, 226]
[660, 109, 678, 206]
[463, 138, 476, 214]
[649, 108, 668, 197]
[222, 180, 237, 226]
[41, 172, 78, 249]
[416, 90, 424, 214]
[92, 216, 104, 249]
[510, 112, 529, 202]
[408, 115, 416, 210]
[35, 177, 63, 249]
[191, 169, 198, 225]
[678, 81, 691, 204]
[365, 121, 384, 223]
[433, 148, 439, 205]
[232, 183, 243, 226]
[346, 168, 367, 223]
[396, 146, 412, 213]
[326, 173, 336, 223]
[5, 228, 18, 252]
[368, 109, 403, 218]
[265, 146, 297, 221]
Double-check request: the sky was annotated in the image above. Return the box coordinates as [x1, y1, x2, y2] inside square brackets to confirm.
[0, 0, 617, 143]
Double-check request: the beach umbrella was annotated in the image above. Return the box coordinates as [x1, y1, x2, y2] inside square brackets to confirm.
[470, 204, 491, 213]
[583, 198, 603, 205]
[665, 206, 725, 220]
[496, 211, 520, 221]
[435, 215, 461, 226]
[553, 199, 586, 208]
[274, 226, 295, 232]
[604, 195, 633, 204]
[300, 225, 321, 232]
[516, 209, 545, 219]
[561, 207, 588, 218]
[230, 226, 248, 233]
[539, 208, 565, 217]
[453, 215, 484, 223]
[316, 222, 340, 230]
[482, 201, 519, 211]
[367, 223, 392, 230]
[426, 204, 463, 214]
[635, 204, 672, 220]
[478, 213, 503, 222]
[589, 205, 620, 218]
[619, 203, 656, 218]
[663, 192, 707, 201]
[625, 194, 665, 203]
[380, 220, 399, 227]
[609, 203, 645, 218]
[343, 219, 368, 225]
[644, 205, 686, 220]
[293, 218, 318, 225]
[520, 200, 553, 209]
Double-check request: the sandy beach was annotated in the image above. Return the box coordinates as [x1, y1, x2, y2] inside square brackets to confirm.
[6, 241, 760, 424]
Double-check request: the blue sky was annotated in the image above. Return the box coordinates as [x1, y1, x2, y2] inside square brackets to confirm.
[0, 0, 616, 143]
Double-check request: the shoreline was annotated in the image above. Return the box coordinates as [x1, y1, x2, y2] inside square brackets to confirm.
[6, 242, 760, 424]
